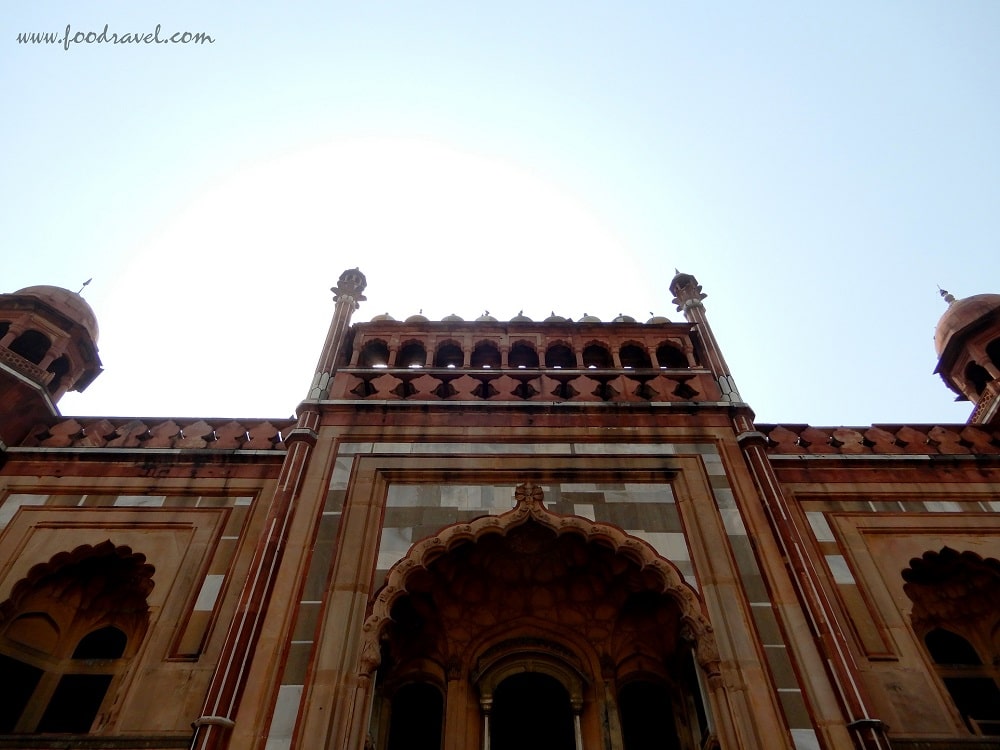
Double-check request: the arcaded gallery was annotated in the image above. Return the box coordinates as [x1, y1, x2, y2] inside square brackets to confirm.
[1, 270, 999, 750]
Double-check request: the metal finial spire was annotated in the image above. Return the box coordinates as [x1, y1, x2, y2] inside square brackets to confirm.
[938, 286, 956, 306]
[77, 278, 92, 294]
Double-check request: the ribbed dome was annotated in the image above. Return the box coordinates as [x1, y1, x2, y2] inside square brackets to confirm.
[475, 312, 497, 322]
[578, 313, 601, 323]
[15, 285, 99, 341]
[544, 312, 568, 323]
[405, 313, 430, 323]
[612, 314, 637, 323]
[934, 294, 1000, 356]
[510, 311, 533, 323]
[646, 315, 670, 324]
[442, 313, 465, 322]
[370, 312, 396, 322]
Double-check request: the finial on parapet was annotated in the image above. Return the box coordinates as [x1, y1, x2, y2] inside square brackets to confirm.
[669, 270, 707, 312]
[938, 286, 956, 306]
[332, 268, 367, 309]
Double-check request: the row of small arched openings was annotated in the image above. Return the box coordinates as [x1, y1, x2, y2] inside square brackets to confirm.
[964, 337, 1000, 396]
[379, 670, 706, 750]
[357, 338, 693, 371]
[0, 322, 72, 392]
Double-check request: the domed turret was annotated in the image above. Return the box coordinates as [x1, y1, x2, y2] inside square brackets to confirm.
[934, 289, 1000, 425]
[15, 285, 100, 342]
[0, 284, 103, 444]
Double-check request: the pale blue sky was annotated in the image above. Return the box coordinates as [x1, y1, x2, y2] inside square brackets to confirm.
[3, 2, 998, 425]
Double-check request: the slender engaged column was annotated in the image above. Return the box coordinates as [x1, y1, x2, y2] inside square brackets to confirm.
[189, 269, 367, 750]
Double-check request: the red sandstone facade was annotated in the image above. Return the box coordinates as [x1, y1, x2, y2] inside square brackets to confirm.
[0, 273, 999, 750]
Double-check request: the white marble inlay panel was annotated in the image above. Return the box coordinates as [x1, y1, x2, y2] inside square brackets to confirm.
[0, 494, 47, 527]
[825, 555, 856, 585]
[628, 531, 690, 562]
[266, 684, 303, 743]
[924, 501, 964, 513]
[193, 574, 225, 612]
[805, 512, 834, 542]
[791, 728, 821, 750]
[114, 495, 166, 507]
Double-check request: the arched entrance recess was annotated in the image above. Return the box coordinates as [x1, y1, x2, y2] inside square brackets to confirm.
[357, 483, 724, 750]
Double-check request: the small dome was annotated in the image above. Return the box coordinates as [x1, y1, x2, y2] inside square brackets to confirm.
[934, 293, 1000, 357]
[405, 313, 429, 323]
[646, 315, 670, 324]
[475, 311, 497, 322]
[442, 313, 465, 322]
[613, 313, 637, 323]
[14, 285, 99, 341]
[510, 311, 533, 323]
[370, 312, 396, 322]
[544, 312, 568, 323]
[578, 313, 601, 323]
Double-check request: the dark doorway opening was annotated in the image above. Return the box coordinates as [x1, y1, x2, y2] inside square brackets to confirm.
[490, 672, 575, 750]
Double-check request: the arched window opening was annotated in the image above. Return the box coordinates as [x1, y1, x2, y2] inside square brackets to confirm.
[926, 629, 982, 666]
[545, 343, 575, 369]
[619, 680, 680, 750]
[396, 342, 427, 369]
[0, 655, 43, 733]
[619, 344, 651, 370]
[491, 672, 575, 750]
[46, 355, 71, 392]
[73, 626, 127, 660]
[582, 343, 612, 369]
[9, 330, 51, 365]
[656, 343, 688, 369]
[964, 362, 993, 396]
[36, 674, 114, 733]
[6, 613, 60, 654]
[509, 342, 539, 369]
[433, 343, 464, 369]
[386, 682, 443, 750]
[0, 542, 153, 735]
[471, 342, 501, 369]
[904, 548, 1000, 736]
[987, 338, 1000, 372]
[360, 340, 390, 368]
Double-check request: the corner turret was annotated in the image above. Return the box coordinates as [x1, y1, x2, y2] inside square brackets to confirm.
[934, 289, 1000, 425]
[0, 285, 103, 445]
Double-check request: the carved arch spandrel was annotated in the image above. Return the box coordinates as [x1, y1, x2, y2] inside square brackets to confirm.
[359, 482, 717, 677]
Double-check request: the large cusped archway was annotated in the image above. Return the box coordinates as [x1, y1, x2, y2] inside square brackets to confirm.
[360, 483, 720, 750]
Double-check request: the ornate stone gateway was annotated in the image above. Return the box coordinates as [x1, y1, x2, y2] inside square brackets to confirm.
[360, 484, 719, 750]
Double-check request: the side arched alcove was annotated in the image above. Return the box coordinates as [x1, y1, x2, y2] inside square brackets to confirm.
[358, 484, 721, 750]
[0, 541, 154, 735]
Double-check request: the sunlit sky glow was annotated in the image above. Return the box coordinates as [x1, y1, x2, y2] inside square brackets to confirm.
[4, 2, 999, 425]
